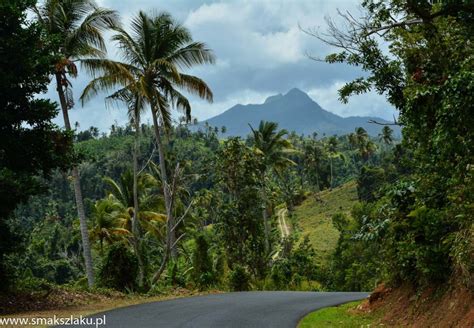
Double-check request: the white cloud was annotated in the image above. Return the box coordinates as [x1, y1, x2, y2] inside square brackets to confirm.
[46, 0, 395, 132]
[190, 89, 273, 121]
[308, 82, 398, 120]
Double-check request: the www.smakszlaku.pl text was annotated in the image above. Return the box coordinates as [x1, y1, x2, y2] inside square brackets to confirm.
[0, 315, 106, 327]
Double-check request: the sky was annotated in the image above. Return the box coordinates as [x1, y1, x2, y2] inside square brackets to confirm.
[45, 0, 398, 132]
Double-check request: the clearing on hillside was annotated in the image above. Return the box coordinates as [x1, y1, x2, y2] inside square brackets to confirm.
[293, 181, 358, 264]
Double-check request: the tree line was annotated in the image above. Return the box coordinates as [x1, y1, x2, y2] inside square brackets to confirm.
[1, 0, 471, 299]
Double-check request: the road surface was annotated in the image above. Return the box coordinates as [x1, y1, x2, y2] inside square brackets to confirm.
[58, 291, 368, 328]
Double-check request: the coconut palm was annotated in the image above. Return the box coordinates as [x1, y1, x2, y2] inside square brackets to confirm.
[81, 11, 214, 281]
[101, 84, 148, 287]
[348, 132, 358, 150]
[379, 126, 394, 146]
[326, 136, 346, 189]
[103, 170, 166, 287]
[355, 127, 369, 145]
[352, 127, 377, 162]
[249, 121, 295, 256]
[360, 140, 378, 162]
[33, 0, 120, 288]
[90, 197, 130, 252]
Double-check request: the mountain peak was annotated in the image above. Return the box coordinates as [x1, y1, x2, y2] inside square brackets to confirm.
[284, 87, 313, 102]
[286, 87, 305, 95]
[264, 93, 283, 104]
[193, 87, 401, 138]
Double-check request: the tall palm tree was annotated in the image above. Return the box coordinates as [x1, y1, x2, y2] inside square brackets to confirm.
[355, 127, 369, 145]
[379, 126, 394, 146]
[360, 140, 378, 162]
[348, 132, 358, 149]
[34, 0, 120, 288]
[352, 127, 378, 162]
[81, 11, 214, 281]
[249, 121, 294, 256]
[100, 83, 148, 287]
[326, 136, 346, 189]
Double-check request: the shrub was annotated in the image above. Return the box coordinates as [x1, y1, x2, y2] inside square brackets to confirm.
[191, 233, 214, 289]
[97, 242, 138, 292]
[228, 265, 250, 291]
[271, 259, 292, 289]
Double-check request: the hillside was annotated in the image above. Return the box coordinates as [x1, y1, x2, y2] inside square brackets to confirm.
[293, 181, 358, 265]
[194, 88, 400, 137]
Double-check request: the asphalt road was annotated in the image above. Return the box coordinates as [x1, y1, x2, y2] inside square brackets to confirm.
[58, 291, 368, 328]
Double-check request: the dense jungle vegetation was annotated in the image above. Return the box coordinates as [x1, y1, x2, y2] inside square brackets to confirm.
[0, 0, 472, 310]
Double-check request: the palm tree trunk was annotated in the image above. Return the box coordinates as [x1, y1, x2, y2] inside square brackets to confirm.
[132, 116, 145, 289]
[150, 108, 176, 280]
[55, 73, 94, 288]
[263, 205, 270, 256]
[330, 157, 334, 190]
[261, 176, 270, 257]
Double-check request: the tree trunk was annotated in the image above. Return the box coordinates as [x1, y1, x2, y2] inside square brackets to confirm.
[132, 115, 145, 289]
[150, 108, 176, 283]
[263, 205, 270, 256]
[261, 175, 270, 257]
[330, 157, 334, 190]
[55, 73, 95, 288]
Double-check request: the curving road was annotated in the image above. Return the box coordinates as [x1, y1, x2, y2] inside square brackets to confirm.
[59, 291, 368, 328]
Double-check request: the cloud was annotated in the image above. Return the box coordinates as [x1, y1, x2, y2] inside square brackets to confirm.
[308, 82, 397, 120]
[46, 0, 396, 132]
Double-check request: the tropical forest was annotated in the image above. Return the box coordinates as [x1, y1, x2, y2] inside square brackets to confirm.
[0, 0, 473, 327]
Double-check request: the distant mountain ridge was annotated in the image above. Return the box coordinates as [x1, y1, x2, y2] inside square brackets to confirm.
[194, 88, 400, 138]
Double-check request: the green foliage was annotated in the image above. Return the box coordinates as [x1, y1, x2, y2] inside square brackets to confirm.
[324, 209, 382, 291]
[191, 233, 214, 289]
[215, 138, 267, 278]
[270, 237, 317, 290]
[97, 242, 138, 292]
[0, 0, 74, 292]
[357, 166, 385, 202]
[317, 0, 474, 288]
[228, 265, 250, 291]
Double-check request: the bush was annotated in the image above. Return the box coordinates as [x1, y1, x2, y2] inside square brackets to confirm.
[271, 259, 292, 289]
[97, 242, 138, 292]
[191, 233, 214, 289]
[228, 265, 250, 291]
[167, 260, 186, 287]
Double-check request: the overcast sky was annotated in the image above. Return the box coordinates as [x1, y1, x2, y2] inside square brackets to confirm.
[45, 0, 397, 132]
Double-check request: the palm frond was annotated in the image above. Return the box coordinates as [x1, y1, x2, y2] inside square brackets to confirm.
[167, 42, 216, 69]
[176, 74, 213, 103]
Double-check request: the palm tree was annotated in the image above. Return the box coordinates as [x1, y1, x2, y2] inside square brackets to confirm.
[249, 121, 294, 256]
[352, 127, 378, 162]
[81, 11, 214, 282]
[303, 139, 326, 192]
[348, 133, 358, 150]
[355, 127, 369, 145]
[326, 136, 346, 189]
[360, 140, 378, 162]
[34, 0, 120, 288]
[97, 82, 148, 287]
[90, 197, 130, 252]
[379, 126, 394, 146]
[103, 170, 166, 287]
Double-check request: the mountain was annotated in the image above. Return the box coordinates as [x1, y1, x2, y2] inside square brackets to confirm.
[193, 88, 400, 138]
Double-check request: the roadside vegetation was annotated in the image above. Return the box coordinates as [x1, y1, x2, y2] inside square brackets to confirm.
[0, 0, 472, 326]
[298, 301, 383, 328]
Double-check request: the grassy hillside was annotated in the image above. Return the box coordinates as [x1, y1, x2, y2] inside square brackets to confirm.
[293, 181, 358, 264]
